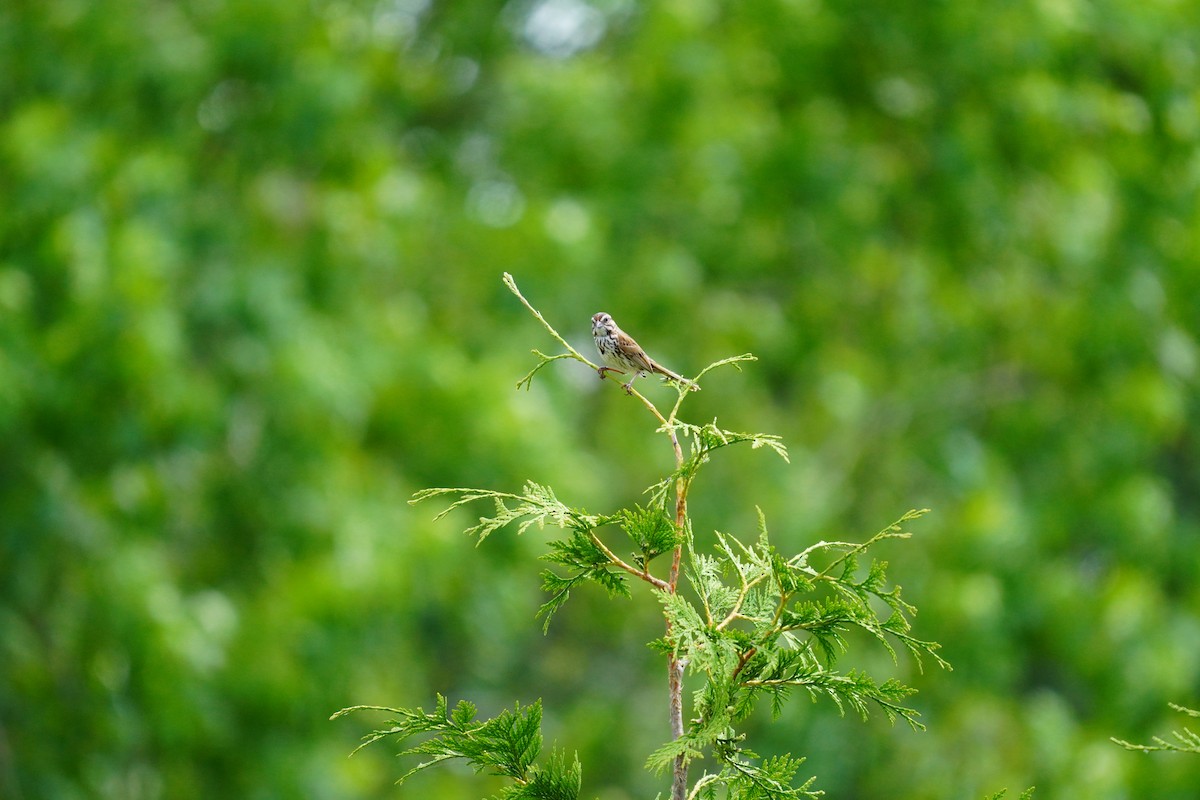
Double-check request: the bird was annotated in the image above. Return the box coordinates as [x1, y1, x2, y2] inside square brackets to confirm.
[591, 311, 699, 394]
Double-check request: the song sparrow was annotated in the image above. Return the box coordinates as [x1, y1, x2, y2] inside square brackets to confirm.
[591, 312, 699, 394]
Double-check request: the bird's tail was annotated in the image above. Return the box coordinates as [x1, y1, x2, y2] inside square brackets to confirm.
[652, 362, 700, 391]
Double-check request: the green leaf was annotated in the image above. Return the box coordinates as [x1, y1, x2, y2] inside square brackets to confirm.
[650, 421, 790, 504]
[656, 589, 715, 664]
[615, 503, 681, 565]
[335, 696, 574, 794]
[411, 482, 598, 543]
[705, 735, 822, 799]
[537, 531, 631, 630]
[1112, 703, 1200, 754]
[498, 749, 583, 800]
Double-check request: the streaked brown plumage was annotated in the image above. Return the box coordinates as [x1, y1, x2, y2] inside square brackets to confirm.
[591, 312, 699, 394]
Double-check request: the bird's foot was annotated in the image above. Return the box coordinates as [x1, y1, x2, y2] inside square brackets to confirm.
[597, 366, 625, 381]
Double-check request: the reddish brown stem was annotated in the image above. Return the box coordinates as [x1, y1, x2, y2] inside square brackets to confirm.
[667, 426, 688, 800]
[730, 646, 756, 683]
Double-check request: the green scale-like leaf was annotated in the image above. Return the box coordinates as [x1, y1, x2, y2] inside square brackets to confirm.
[333, 696, 580, 798]
[615, 503, 681, 565]
[411, 482, 600, 544]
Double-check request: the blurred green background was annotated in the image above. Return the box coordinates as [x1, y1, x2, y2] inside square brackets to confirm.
[3, 0, 1199, 798]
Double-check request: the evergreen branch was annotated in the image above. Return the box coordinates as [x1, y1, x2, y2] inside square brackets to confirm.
[777, 598, 855, 665]
[646, 729, 709, 775]
[536, 570, 595, 632]
[329, 704, 413, 756]
[589, 530, 671, 591]
[647, 677, 741, 773]
[503, 273, 597, 371]
[664, 354, 758, 420]
[681, 733, 822, 799]
[411, 483, 598, 543]
[517, 351, 579, 391]
[742, 668, 925, 731]
[792, 509, 928, 576]
[648, 422, 789, 510]
[672, 421, 791, 467]
[694, 353, 758, 382]
[778, 590, 948, 674]
[332, 695, 580, 799]
[687, 547, 737, 627]
[615, 503, 683, 570]
[1112, 703, 1200, 754]
[711, 741, 823, 800]
[537, 529, 636, 629]
[713, 523, 783, 631]
[662, 506, 948, 773]
[515, 748, 584, 800]
[687, 772, 725, 800]
[656, 589, 728, 668]
[412, 481, 674, 625]
[713, 531, 758, 629]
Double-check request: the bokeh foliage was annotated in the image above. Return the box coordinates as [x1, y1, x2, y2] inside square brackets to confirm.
[2, 0, 1198, 798]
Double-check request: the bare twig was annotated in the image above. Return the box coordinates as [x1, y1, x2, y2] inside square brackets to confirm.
[589, 532, 671, 591]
